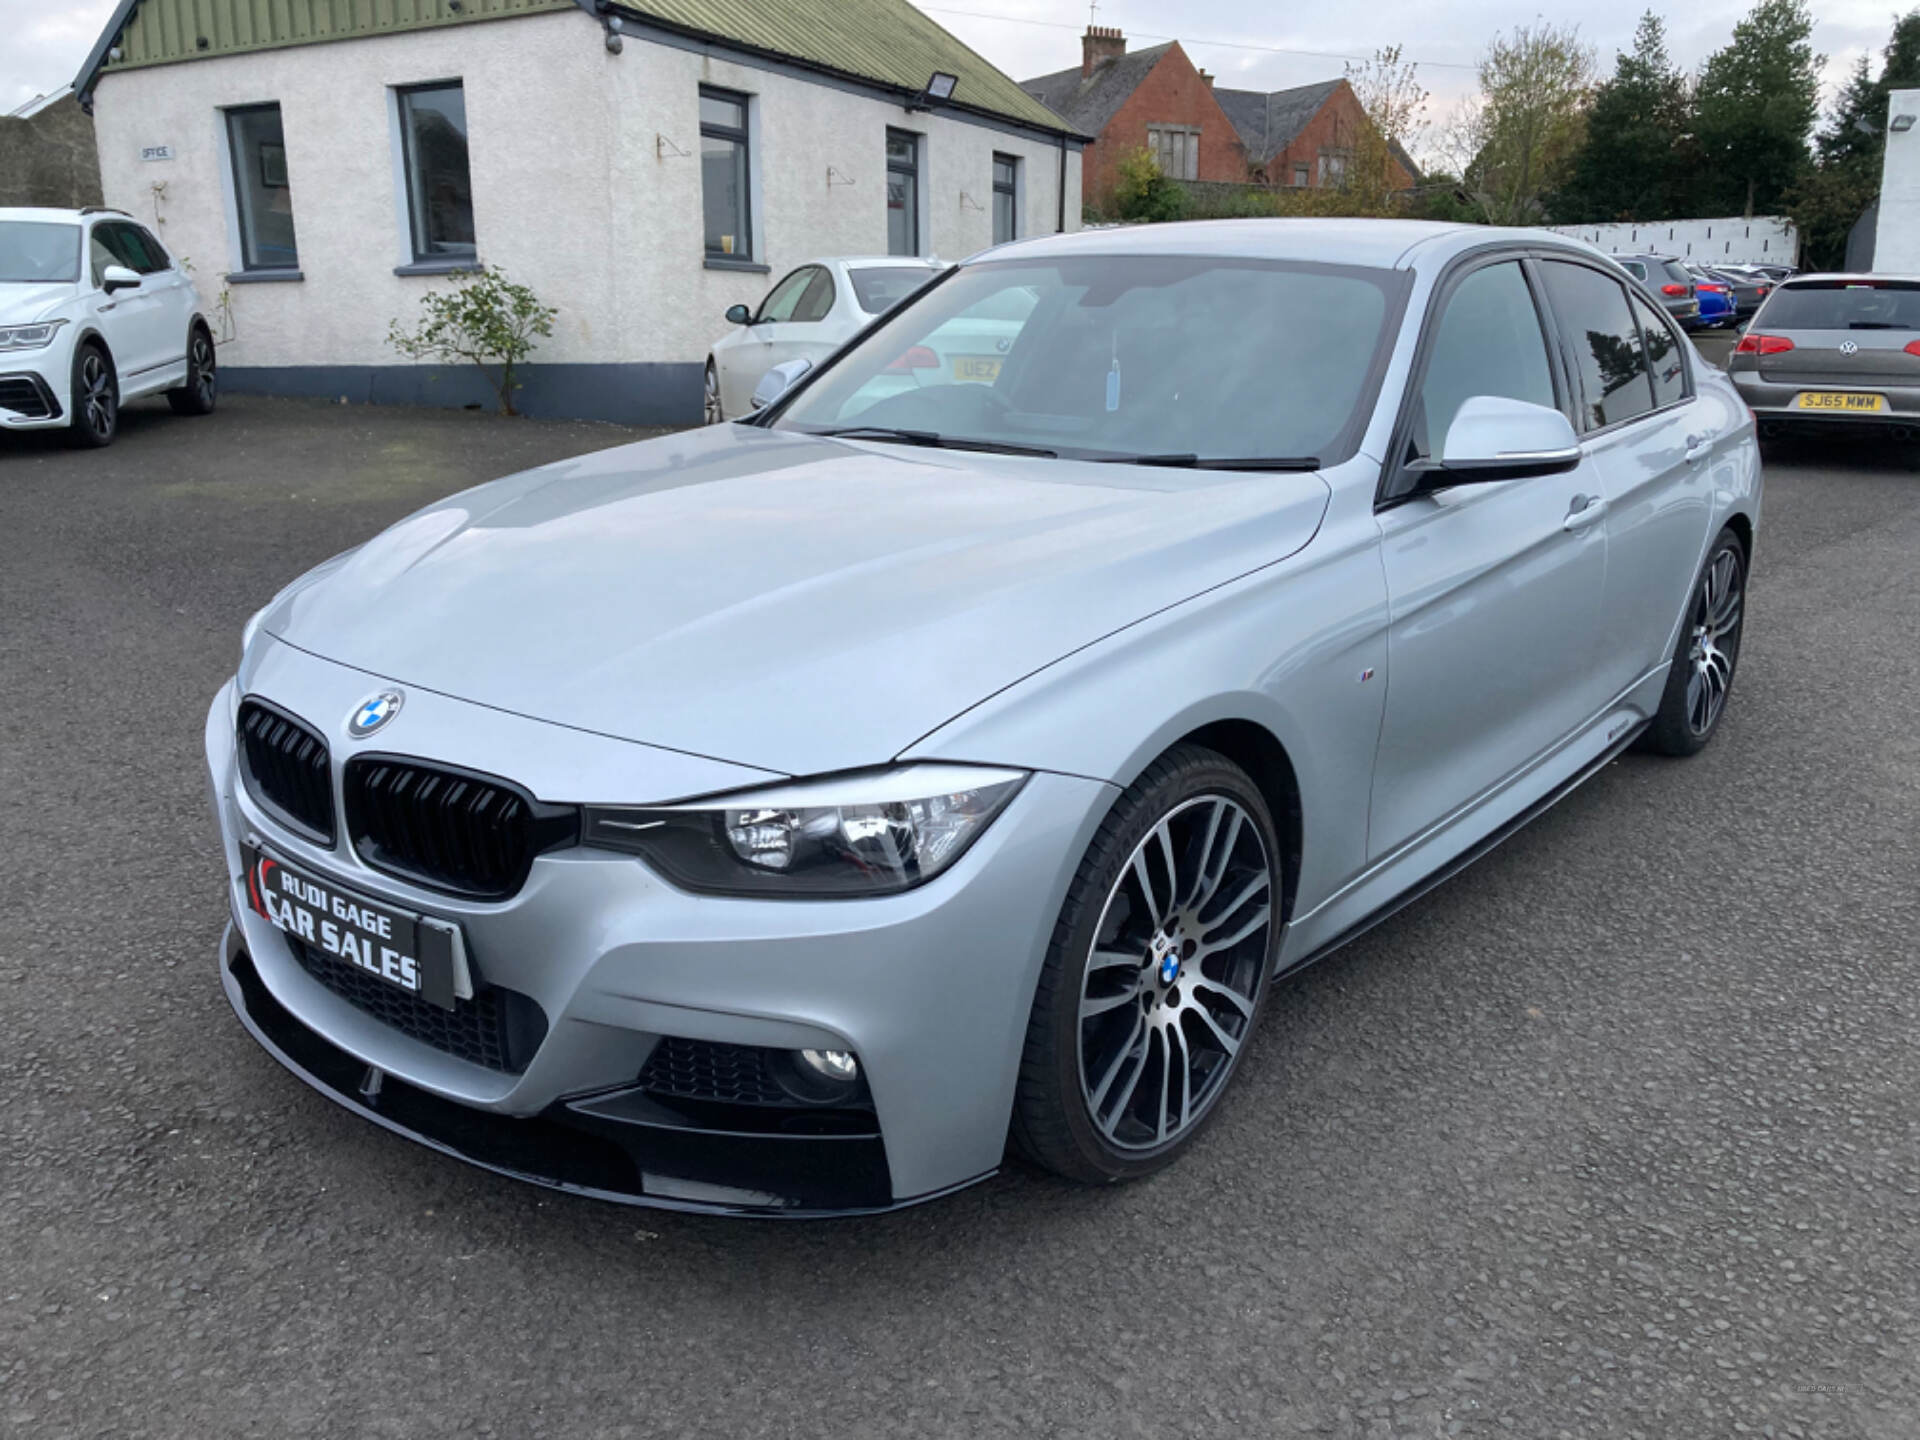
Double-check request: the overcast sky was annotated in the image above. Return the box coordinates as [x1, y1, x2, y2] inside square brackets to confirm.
[3, 0, 1906, 142]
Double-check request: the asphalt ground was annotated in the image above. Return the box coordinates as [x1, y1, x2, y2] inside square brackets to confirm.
[3, 386, 1918, 1439]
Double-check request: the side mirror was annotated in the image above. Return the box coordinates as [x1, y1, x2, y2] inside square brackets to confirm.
[1430, 395, 1581, 485]
[750, 357, 812, 412]
[101, 264, 142, 294]
[725, 303, 753, 325]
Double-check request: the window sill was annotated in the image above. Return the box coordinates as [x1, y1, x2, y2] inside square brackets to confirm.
[704, 256, 770, 274]
[226, 268, 304, 285]
[394, 259, 480, 277]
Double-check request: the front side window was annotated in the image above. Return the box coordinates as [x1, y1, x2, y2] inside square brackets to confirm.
[775, 255, 1401, 465]
[1147, 126, 1199, 180]
[226, 103, 298, 271]
[887, 130, 921, 256]
[1540, 260, 1652, 431]
[1413, 261, 1557, 461]
[1633, 295, 1687, 408]
[992, 154, 1019, 245]
[91, 222, 167, 282]
[754, 267, 817, 324]
[398, 82, 475, 261]
[700, 87, 752, 259]
[0, 220, 80, 283]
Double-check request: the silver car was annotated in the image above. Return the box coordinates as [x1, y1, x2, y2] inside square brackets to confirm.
[206, 221, 1761, 1215]
[1727, 273, 1920, 438]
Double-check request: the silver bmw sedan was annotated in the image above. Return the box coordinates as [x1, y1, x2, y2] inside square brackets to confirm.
[207, 220, 1761, 1215]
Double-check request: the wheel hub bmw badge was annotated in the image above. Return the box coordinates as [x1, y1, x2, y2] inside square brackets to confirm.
[348, 688, 404, 738]
[1151, 934, 1180, 985]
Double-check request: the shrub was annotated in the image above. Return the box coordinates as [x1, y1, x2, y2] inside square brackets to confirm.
[1112, 147, 1189, 223]
[387, 266, 557, 416]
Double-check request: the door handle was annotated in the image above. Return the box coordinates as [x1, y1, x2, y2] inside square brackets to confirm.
[1684, 432, 1713, 463]
[1563, 493, 1607, 531]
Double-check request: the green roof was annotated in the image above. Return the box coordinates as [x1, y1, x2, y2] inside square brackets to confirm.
[79, 0, 1077, 136]
[605, 0, 1074, 133]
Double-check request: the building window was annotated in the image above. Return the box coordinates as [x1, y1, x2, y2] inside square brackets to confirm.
[398, 82, 475, 261]
[991, 153, 1019, 245]
[1292, 163, 1309, 187]
[887, 129, 921, 256]
[1318, 151, 1348, 186]
[225, 104, 298, 271]
[1147, 125, 1199, 180]
[700, 87, 752, 260]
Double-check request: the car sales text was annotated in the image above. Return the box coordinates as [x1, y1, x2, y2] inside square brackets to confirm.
[260, 868, 420, 992]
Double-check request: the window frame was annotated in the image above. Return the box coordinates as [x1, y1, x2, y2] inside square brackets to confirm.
[396, 79, 476, 265]
[1379, 246, 1574, 509]
[991, 152, 1019, 245]
[1538, 255, 1688, 437]
[885, 128, 921, 257]
[223, 102, 296, 274]
[699, 84, 754, 263]
[1146, 124, 1201, 181]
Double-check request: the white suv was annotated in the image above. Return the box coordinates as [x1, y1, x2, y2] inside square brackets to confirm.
[0, 206, 216, 447]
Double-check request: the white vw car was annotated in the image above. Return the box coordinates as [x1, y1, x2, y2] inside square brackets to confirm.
[704, 256, 942, 422]
[0, 206, 216, 447]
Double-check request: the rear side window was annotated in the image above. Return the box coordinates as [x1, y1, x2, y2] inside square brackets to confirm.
[1618, 260, 1648, 282]
[1413, 260, 1557, 460]
[848, 265, 934, 314]
[1757, 280, 1920, 331]
[1632, 295, 1687, 408]
[1540, 260, 1653, 431]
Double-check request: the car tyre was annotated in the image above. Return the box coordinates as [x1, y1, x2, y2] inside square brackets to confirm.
[1011, 743, 1282, 1184]
[1640, 528, 1747, 756]
[703, 360, 723, 425]
[167, 324, 218, 415]
[67, 341, 118, 449]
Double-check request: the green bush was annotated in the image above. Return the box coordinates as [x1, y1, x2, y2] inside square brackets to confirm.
[1112, 148, 1189, 223]
[388, 266, 557, 416]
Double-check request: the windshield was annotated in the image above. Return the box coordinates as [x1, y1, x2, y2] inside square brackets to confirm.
[774, 254, 1402, 464]
[1758, 280, 1920, 331]
[848, 265, 937, 315]
[0, 221, 81, 284]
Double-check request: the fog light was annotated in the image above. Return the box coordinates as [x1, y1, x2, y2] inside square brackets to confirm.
[799, 1048, 858, 1082]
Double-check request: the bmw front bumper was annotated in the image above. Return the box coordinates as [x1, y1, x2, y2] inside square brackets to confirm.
[206, 641, 1116, 1215]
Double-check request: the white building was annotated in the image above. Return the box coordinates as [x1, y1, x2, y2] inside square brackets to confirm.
[1545, 217, 1799, 267]
[1874, 88, 1920, 273]
[75, 0, 1084, 423]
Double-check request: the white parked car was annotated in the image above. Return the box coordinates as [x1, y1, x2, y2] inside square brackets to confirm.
[0, 205, 216, 448]
[705, 257, 941, 422]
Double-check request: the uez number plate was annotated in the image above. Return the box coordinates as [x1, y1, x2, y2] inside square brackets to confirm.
[244, 844, 462, 1010]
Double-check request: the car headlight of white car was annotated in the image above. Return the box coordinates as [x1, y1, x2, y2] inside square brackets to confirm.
[583, 764, 1028, 896]
[0, 319, 69, 352]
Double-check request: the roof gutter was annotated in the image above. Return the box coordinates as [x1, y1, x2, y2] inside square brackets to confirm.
[72, 0, 144, 111]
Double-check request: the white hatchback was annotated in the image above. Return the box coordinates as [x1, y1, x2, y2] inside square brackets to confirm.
[704, 257, 942, 423]
[0, 206, 215, 447]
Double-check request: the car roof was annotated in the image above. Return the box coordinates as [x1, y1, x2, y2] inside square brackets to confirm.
[1776, 272, 1920, 285]
[978, 219, 1619, 272]
[835, 256, 942, 270]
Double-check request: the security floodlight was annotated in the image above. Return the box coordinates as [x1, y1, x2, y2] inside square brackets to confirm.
[1893, 113, 1917, 133]
[908, 71, 959, 111]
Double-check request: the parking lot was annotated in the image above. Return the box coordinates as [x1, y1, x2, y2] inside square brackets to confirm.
[3, 390, 1918, 1438]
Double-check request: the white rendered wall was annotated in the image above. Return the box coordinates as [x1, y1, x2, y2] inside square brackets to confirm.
[1874, 89, 1920, 273]
[1545, 216, 1799, 266]
[90, 10, 1080, 373]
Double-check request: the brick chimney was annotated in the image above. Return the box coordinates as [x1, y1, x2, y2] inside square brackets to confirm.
[1082, 25, 1125, 77]
[1198, 69, 1215, 88]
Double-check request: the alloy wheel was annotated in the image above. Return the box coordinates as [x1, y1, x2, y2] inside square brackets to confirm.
[191, 333, 216, 403]
[1077, 795, 1273, 1151]
[703, 365, 722, 424]
[1686, 545, 1743, 736]
[82, 352, 115, 438]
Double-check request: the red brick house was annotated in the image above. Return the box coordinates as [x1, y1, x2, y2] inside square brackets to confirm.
[1022, 27, 1418, 208]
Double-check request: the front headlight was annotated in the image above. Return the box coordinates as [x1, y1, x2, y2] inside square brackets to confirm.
[0, 319, 69, 352]
[583, 764, 1028, 897]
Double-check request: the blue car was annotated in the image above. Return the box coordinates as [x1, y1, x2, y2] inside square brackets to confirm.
[1685, 266, 1737, 328]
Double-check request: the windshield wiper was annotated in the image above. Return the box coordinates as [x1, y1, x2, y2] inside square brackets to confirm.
[813, 425, 1056, 458]
[1095, 453, 1323, 471]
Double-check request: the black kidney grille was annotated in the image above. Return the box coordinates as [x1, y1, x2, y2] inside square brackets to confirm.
[237, 699, 334, 843]
[344, 756, 571, 899]
[289, 938, 547, 1073]
[640, 1038, 793, 1107]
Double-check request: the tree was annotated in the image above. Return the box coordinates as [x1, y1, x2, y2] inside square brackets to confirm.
[1693, 0, 1821, 218]
[387, 267, 557, 416]
[1111, 147, 1188, 223]
[1340, 46, 1428, 209]
[1552, 13, 1695, 222]
[1440, 23, 1596, 225]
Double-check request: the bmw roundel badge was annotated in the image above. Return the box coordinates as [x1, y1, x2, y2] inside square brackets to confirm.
[348, 688, 404, 739]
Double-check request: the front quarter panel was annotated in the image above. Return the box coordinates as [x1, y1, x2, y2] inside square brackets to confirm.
[903, 455, 1392, 927]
